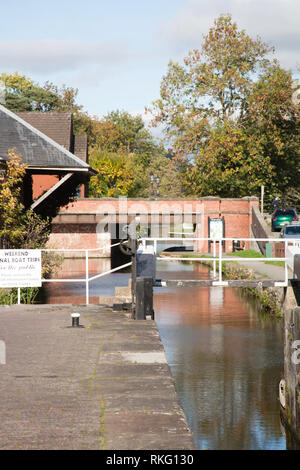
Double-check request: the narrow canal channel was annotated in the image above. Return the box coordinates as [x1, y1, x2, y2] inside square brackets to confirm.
[43, 258, 287, 450]
[154, 261, 285, 450]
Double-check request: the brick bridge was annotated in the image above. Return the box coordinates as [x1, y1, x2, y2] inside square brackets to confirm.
[49, 197, 259, 256]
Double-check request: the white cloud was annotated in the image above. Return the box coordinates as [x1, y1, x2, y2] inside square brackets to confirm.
[0, 40, 129, 74]
[162, 0, 300, 71]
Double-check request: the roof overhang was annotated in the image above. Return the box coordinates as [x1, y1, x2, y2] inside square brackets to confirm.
[31, 173, 74, 211]
[31, 172, 89, 219]
[27, 166, 97, 175]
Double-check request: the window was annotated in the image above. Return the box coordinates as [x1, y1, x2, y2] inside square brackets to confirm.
[285, 226, 300, 235]
[275, 209, 296, 217]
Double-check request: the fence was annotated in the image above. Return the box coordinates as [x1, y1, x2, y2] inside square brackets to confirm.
[140, 237, 294, 287]
[7, 236, 300, 306]
[14, 242, 132, 306]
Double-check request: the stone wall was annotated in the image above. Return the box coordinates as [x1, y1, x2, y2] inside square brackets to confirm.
[251, 204, 272, 255]
[282, 305, 300, 444]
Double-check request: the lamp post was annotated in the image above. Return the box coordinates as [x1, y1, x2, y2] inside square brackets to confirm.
[149, 171, 154, 199]
[155, 175, 160, 198]
[150, 171, 161, 199]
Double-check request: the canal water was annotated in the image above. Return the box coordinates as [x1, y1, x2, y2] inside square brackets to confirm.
[43, 258, 287, 450]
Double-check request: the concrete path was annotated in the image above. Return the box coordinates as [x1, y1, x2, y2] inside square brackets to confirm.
[0, 304, 194, 450]
[223, 255, 287, 282]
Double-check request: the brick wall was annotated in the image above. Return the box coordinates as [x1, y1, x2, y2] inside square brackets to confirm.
[32, 174, 59, 199]
[49, 197, 259, 254]
[74, 135, 88, 162]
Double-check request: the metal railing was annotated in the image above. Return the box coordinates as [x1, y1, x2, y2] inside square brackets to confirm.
[140, 237, 299, 287]
[16, 242, 131, 305]
[12, 236, 300, 305]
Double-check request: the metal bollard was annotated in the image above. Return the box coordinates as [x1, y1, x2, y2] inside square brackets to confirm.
[71, 313, 80, 327]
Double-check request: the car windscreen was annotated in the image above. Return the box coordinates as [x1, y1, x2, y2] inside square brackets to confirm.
[285, 226, 300, 234]
[275, 210, 296, 216]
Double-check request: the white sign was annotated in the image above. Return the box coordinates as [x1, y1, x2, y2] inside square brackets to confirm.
[209, 219, 223, 240]
[0, 249, 42, 287]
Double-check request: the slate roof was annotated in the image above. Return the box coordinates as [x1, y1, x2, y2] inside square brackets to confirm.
[16, 112, 73, 150]
[0, 105, 91, 171]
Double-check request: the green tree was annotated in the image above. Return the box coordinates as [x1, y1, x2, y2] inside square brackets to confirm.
[245, 65, 300, 203]
[1, 72, 85, 115]
[128, 151, 183, 198]
[88, 110, 183, 198]
[90, 110, 157, 162]
[1, 72, 60, 112]
[149, 14, 291, 198]
[182, 122, 274, 197]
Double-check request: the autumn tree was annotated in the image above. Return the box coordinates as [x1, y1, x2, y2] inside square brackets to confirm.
[89, 151, 135, 197]
[0, 150, 50, 249]
[89, 110, 183, 198]
[89, 148, 182, 198]
[245, 66, 300, 206]
[149, 14, 299, 199]
[90, 110, 157, 159]
[0, 151, 62, 303]
[1, 74, 183, 198]
[182, 122, 274, 197]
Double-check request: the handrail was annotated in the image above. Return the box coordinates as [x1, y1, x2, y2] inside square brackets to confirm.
[15, 241, 129, 306]
[141, 236, 293, 287]
[12, 237, 300, 305]
[141, 237, 283, 241]
[40, 241, 122, 252]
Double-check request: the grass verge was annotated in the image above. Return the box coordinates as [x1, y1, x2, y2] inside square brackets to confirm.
[0, 287, 39, 305]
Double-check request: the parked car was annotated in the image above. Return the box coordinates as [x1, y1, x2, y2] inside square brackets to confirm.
[280, 223, 300, 239]
[271, 208, 298, 232]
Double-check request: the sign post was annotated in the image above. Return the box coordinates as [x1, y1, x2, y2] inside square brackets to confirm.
[0, 250, 42, 303]
[208, 217, 225, 253]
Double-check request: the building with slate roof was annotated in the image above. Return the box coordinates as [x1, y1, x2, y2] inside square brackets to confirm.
[0, 105, 96, 218]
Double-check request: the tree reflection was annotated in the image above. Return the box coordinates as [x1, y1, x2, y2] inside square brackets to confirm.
[154, 262, 286, 450]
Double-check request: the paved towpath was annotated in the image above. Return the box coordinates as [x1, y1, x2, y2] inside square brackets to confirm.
[0, 304, 194, 450]
[160, 251, 287, 282]
[223, 255, 287, 282]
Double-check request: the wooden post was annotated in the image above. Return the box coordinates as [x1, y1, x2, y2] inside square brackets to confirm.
[135, 277, 154, 320]
[130, 229, 137, 320]
[133, 244, 155, 320]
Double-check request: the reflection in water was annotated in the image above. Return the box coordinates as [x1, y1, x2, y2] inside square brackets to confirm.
[155, 261, 286, 450]
[55, 258, 111, 278]
[42, 258, 129, 304]
[43, 258, 287, 449]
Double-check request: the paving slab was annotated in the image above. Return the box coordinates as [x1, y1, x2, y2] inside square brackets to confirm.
[0, 304, 194, 450]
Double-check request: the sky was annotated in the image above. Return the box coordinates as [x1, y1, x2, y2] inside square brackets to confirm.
[0, 0, 299, 126]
